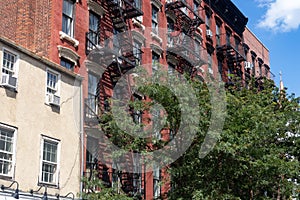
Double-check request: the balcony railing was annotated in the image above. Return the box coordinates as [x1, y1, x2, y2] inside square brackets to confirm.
[216, 33, 246, 62]
[86, 31, 101, 54]
[84, 97, 99, 124]
[167, 32, 207, 66]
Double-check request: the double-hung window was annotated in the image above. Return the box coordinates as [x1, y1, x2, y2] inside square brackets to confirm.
[88, 12, 100, 49]
[152, 6, 159, 34]
[87, 73, 99, 118]
[133, 40, 142, 65]
[1, 49, 18, 89]
[152, 52, 160, 72]
[40, 137, 60, 185]
[46, 69, 60, 106]
[62, 0, 75, 37]
[0, 124, 16, 177]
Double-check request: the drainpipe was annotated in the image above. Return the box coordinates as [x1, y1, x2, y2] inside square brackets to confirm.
[79, 81, 84, 199]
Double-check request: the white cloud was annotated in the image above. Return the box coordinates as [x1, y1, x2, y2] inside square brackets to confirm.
[256, 0, 300, 32]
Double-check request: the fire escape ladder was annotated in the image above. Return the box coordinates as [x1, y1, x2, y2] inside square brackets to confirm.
[165, 0, 204, 36]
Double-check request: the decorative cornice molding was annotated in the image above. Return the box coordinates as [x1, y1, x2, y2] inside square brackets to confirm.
[87, 0, 105, 16]
[151, 0, 162, 10]
[57, 45, 80, 65]
[150, 43, 163, 56]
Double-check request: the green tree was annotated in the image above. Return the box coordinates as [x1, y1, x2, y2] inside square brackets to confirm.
[169, 78, 300, 200]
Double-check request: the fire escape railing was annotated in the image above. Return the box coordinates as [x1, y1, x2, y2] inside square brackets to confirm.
[167, 32, 206, 67]
[165, 0, 204, 36]
[216, 33, 246, 65]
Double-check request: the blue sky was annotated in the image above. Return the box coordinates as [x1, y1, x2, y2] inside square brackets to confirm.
[231, 0, 300, 97]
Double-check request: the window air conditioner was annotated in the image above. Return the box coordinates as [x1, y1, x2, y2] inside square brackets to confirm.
[1, 73, 17, 90]
[206, 29, 213, 37]
[48, 93, 60, 107]
[245, 61, 253, 69]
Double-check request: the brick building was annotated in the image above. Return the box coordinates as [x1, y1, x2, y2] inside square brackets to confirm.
[0, 0, 271, 199]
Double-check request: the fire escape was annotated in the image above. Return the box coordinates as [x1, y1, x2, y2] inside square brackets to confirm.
[216, 33, 246, 83]
[84, 0, 144, 198]
[165, 0, 206, 73]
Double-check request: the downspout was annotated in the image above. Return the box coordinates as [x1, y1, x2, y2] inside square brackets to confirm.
[79, 81, 84, 199]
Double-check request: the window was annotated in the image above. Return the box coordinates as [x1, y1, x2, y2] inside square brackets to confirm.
[133, 154, 142, 193]
[60, 58, 74, 71]
[152, 6, 159, 34]
[113, 29, 120, 54]
[153, 165, 161, 199]
[167, 18, 175, 47]
[132, 94, 142, 124]
[87, 73, 99, 118]
[134, 0, 142, 21]
[133, 40, 142, 65]
[152, 109, 161, 140]
[62, 0, 75, 37]
[193, 0, 200, 18]
[205, 12, 211, 28]
[251, 56, 256, 76]
[1, 49, 18, 89]
[226, 30, 231, 45]
[46, 69, 60, 105]
[2, 50, 17, 77]
[194, 38, 201, 57]
[152, 52, 160, 72]
[168, 63, 175, 75]
[0, 124, 16, 177]
[218, 59, 222, 81]
[216, 23, 221, 46]
[40, 137, 60, 185]
[88, 12, 100, 48]
[208, 53, 212, 72]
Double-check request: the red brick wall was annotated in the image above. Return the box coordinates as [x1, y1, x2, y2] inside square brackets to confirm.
[0, 0, 52, 57]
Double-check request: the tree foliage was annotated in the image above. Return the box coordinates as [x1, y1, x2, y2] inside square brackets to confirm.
[169, 78, 300, 200]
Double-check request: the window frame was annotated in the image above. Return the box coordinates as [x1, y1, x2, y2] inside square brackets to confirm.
[62, 0, 75, 37]
[39, 135, 60, 186]
[88, 11, 100, 47]
[152, 51, 160, 72]
[151, 6, 159, 34]
[45, 68, 61, 105]
[60, 57, 75, 71]
[1, 48, 20, 88]
[0, 123, 17, 178]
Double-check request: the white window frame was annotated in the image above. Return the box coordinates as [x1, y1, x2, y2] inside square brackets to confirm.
[45, 68, 61, 105]
[62, 0, 75, 37]
[0, 123, 17, 178]
[39, 135, 60, 186]
[1, 48, 20, 87]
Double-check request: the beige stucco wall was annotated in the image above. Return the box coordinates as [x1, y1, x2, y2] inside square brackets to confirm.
[0, 41, 82, 198]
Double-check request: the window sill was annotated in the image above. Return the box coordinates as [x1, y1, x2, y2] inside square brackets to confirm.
[59, 31, 79, 47]
[38, 181, 59, 189]
[132, 18, 145, 31]
[150, 32, 162, 44]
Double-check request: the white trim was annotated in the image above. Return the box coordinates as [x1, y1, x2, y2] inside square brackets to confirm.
[45, 68, 61, 106]
[0, 123, 17, 179]
[150, 32, 163, 44]
[59, 31, 79, 47]
[39, 135, 61, 187]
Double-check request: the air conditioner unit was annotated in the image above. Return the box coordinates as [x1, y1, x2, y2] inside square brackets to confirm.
[206, 29, 213, 37]
[1, 73, 17, 90]
[48, 93, 60, 107]
[244, 61, 253, 69]
[208, 68, 213, 74]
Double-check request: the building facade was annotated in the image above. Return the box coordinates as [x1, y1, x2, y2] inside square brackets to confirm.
[0, 0, 271, 199]
[0, 37, 82, 199]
